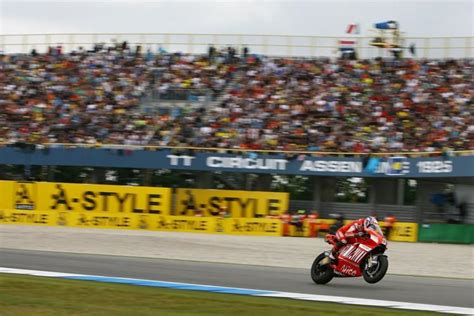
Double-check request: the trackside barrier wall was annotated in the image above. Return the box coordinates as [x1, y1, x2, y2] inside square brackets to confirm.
[0, 180, 416, 240]
[0, 209, 417, 240]
[418, 224, 474, 244]
[0, 210, 282, 236]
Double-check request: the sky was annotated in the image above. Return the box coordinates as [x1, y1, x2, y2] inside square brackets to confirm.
[1, 0, 473, 37]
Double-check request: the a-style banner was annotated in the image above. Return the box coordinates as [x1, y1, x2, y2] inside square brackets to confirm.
[175, 188, 289, 218]
[151, 215, 218, 233]
[1, 181, 172, 215]
[0, 209, 57, 226]
[223, 217, 282, 236]
[0, 208, 418, 240]
[0, 210, 281, 236]
[0, 181, 14, 210]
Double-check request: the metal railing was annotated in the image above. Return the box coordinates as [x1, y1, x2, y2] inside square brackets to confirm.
[1, 33, 473, 59]
[0, 142, 473, 158]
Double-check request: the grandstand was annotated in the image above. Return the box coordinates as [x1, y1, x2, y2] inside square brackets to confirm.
[1, 32, 473, 227]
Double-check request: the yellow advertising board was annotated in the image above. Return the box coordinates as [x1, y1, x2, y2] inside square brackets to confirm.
[0, 209, 57, 226]
[150, 215, 218, 233]
[60, 212, 137, 229]
[34, 182, 171, 215]
[223, 218, 282, 236]
[0, 181, 37, 210]
[175, 188, 289, 218]
[0, 181, 14, 210]
[13, 181, 38, 210]
[383, 222, 418, 242]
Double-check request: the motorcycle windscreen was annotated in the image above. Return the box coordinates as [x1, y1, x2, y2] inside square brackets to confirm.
[367, 223, 384, 237]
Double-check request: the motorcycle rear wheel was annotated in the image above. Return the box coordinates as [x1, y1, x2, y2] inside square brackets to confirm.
[311, 253, 334, 284]
[363, 255, 388, 284]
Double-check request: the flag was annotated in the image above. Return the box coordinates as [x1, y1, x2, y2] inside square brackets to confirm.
[346, 23, 360, 34]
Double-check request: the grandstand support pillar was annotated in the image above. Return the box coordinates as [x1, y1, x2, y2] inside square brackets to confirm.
[368, 182, 376, 205]
[312, 176, 322, 215]
[372, 179, 398, 205]
[368, 180, 377, 216]
[142, 169, 153, 186]
[47, 166, 55, 182]
[397, 179, 405, 205]
[23, 164, 32, 180]
[0, 165, 5, 179]
[196, 172, 213, 189]
[254, 174, 272, 191]
[320, 177, 337, 202]
[91, 168, 105, 184]
[39, 165, 51, 181]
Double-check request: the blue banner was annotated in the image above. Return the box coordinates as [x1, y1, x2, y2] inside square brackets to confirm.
[0, 147, 472, 178]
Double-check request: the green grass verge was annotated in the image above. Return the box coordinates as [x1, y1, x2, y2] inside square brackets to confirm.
[0, 273, 442, 316]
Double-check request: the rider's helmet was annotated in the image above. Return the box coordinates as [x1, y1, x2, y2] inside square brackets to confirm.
[363, 216, 379, 231]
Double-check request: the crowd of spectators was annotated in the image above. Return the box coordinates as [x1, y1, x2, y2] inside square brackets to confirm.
[152, 57, 474, 152]
[0, 44, 235, 145]
[1, 43, 473, 153]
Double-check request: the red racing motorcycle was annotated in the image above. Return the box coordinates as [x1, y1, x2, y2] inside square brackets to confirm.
[311, 223, 388, 284]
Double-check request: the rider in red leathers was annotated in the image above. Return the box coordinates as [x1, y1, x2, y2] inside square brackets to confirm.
[328, 216, 379, 261]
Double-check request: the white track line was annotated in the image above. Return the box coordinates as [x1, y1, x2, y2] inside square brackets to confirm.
[0, 267, 472, 315]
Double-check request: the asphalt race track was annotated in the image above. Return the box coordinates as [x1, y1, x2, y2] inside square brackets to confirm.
[1, 248, 472, 309]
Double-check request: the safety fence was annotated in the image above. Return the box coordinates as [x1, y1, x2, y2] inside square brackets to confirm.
[0, 180, 421, 241]
[1, 33, 473, 59]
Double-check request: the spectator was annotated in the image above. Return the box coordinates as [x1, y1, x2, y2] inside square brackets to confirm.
[280, 211, 292, 236]
[383, 213, 397, 239]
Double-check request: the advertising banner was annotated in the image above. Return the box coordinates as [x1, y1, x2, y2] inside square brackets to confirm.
[12, 181, 38, 210]
[59, 212, 136, 229]
[2, 147, 471, 177]
[0, 181, 14, 210]
[382, 222, 418, 242]
[151, 215, 218, 233]
[175, 188, 289, 218]
[223, 218, 282, 236]
[0, 209, 57, 226]
[33, 182, 172, 215]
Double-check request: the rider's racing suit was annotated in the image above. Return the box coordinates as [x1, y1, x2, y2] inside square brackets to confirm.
[330, 218, 368, 259]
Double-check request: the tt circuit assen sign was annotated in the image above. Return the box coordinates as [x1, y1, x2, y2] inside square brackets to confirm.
[165, 153, 462, 177]
[0, 147, 471, 178]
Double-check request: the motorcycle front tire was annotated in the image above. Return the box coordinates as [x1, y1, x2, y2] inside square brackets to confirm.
[311, 253, 334, 284]
[363, 255, 389, 284]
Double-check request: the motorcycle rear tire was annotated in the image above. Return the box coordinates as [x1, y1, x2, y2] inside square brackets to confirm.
[311, 253, 334, 284]
[363, 255, 388, 284]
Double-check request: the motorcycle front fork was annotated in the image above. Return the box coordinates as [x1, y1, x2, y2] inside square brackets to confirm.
[366, 254, 378, 269]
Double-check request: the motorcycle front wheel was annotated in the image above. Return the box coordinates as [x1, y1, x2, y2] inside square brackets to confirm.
[363, 255, 388, 284]
[311, 253, 334, 284]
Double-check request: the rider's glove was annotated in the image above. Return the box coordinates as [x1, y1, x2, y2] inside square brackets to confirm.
[336, 239, 347, 247]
